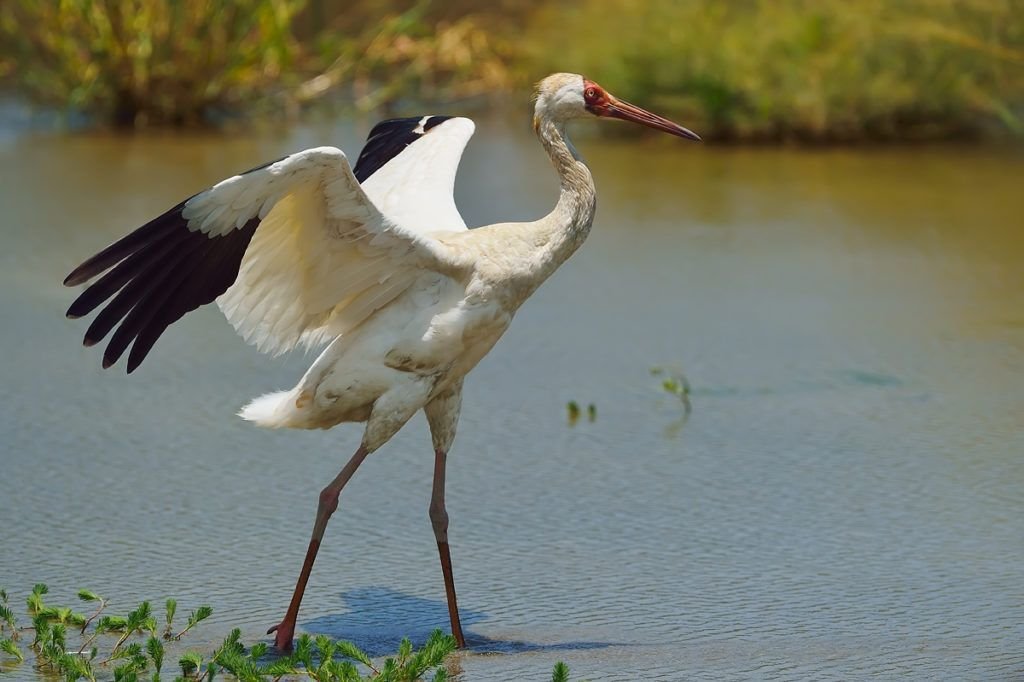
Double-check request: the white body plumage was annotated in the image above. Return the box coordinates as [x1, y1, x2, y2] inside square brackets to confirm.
[182, 90, 598, 445]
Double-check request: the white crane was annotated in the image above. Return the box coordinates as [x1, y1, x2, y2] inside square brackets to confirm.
[64, 73, 699, 651]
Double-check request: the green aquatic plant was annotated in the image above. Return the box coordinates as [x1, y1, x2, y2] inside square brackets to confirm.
[0, 588, 18, 635]
[0, 638, 23, 663]
[99, 601, 157, 662]
[566, 401, 597, 426]
[203, 628, 457, 681]
[172, 605, 213, 641]
[566, 400, 581, 425]
[0, 584, 459, 681]
[0, 584, 213, 681]
[0, 584, 577, 680]
[0, 592, 23, 665]
[163, 599, 177, 640]
[651, 367, 692, 415]
[78, 590, 109, 634]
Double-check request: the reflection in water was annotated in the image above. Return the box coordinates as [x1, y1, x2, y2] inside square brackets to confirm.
[0, 118, 1021, 680]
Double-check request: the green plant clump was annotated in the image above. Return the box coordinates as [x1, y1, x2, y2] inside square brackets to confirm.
[1, 584, 584, 681]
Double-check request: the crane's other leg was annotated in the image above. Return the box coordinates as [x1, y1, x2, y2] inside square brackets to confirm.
[424, 381, 467, 648]
[269, 380, 433, 652]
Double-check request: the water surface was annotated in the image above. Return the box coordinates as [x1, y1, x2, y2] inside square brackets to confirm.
[0, 118, 1022, 680]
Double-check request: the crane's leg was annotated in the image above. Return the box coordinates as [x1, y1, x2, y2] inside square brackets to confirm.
[267, 380, 432, 652]
[430, 447, 466, 648]
[425, 383, 467, 648]
[267, 444, 370, 651]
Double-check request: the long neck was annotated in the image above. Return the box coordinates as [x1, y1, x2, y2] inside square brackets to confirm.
[529, 116, 597, 277]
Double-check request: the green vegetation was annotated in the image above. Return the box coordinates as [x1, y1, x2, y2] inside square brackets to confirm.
[9, 0, 1013, 141]
[567, 400, 581, 425]
[529, 0, 1024, 142]
[0, 0, 307, 127]
[565, 400, 596, 426]
[0, 0, 515, 127]
[0, 584, 453, 681]
[651, 367, 692, 415]
[1, 584, 581, 681]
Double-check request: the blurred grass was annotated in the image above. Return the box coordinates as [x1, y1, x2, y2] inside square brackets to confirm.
[291, 0, 522, 113]
[0, 0, 306, 126]
[527, 0, 1024, 142]
[0, 0, 519, 127]
[1, 0, 1022, 141]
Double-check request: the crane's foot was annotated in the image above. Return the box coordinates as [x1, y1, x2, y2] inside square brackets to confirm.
[267, 621, 295, 652]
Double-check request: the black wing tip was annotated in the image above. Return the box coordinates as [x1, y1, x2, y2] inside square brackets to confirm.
[64, 264, 99, 287]
[74, 217, 259, 375]
[66, 173, 267, 376]
[66, 299, 91, 319]
[62, 197, 194, 290]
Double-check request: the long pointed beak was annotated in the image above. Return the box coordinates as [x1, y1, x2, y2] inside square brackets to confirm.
[605, 96, 701, 141]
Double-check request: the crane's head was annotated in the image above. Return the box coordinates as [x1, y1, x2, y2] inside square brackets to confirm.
[534, 73, 700, 141]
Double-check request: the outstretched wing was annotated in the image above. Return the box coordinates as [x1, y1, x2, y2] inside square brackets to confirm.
[65, 146, 465, 373]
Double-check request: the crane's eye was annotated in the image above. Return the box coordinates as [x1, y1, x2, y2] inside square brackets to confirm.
[585, 88, 597, 100]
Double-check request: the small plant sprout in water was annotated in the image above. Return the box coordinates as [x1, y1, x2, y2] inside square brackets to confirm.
[163, 598, 177, 639]
[173, 604, 213, 640]
[566, 401, 597, 426]
[651, 366, 692, 438]
[77, 589, 108, 633]
[551, 661, 570, 682]
[651, 366, 692, 415]
[0, 590, 22, 663]
[567, 400, 580, 425]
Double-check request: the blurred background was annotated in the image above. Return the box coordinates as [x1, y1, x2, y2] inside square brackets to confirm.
[1, 0, 1022, 139]
[1, 2, 1022, 681]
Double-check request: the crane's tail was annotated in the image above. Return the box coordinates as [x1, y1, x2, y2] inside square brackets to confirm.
[238, 389, 301, 428]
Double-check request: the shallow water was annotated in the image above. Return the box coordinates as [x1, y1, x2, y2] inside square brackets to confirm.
[0, 116, 1022, 680]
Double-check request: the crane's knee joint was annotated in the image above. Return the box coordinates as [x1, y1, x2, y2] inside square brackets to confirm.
[429, 504, 449, 534]
[318, 486, 340, 517]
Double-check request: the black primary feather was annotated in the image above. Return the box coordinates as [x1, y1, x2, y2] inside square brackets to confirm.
[352, 115, 452, 182]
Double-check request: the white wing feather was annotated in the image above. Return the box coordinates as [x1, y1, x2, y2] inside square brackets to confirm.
[360, 117, 474, 233]
[179, 146, 464, 355]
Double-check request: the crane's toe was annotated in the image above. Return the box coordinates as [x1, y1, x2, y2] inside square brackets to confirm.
[267, 621, 295, 652]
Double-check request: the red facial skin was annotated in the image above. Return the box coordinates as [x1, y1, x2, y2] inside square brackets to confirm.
[582, 77, 701, 141]
[583, 79, 612, 115]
